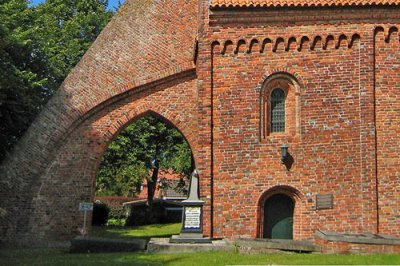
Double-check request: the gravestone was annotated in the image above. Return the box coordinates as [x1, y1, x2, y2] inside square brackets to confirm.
[170, 170, 212, 243]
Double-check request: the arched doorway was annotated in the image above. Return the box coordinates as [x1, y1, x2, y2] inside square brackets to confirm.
[263, 194, 294, 239]
[93, 112, 194, 228]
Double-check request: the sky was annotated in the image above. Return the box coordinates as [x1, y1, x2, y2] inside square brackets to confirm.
[30, 0, 125, 10]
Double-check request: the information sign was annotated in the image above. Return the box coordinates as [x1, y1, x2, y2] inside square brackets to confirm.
[79, 202, 94, 212]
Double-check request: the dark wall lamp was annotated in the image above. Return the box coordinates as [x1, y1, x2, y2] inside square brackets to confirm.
[281, 144, 289, 164]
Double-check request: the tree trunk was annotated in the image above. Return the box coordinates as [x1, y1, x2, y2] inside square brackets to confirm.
[147, 166, 159, 205]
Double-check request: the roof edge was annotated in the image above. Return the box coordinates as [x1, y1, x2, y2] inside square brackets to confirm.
[210, 1, 400, 8]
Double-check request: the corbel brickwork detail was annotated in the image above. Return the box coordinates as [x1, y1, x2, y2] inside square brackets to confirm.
[212, 33, 361, 54]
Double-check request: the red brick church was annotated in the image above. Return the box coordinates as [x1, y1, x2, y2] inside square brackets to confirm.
[1, 0, 399, 252]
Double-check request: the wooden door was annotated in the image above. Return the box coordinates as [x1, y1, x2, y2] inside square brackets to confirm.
[263, 194, 294, 239]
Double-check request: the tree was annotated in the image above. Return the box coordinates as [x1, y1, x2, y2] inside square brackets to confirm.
[0, 0, 48, 161]
[96, 115, 193, 206]
[0, 0, 113, 162]
[33, 0, 113, 93]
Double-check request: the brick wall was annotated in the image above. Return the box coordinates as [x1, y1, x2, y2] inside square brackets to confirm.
[316, 238, 400, 254]
[375, 27, 400, 237]
[203, 6, 400, 241]
[1, 1, 399, 249]
[0, 0, 198, 246]
[26, 74, 198, 245]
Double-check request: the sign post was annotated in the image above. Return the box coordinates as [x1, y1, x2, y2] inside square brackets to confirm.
[79, 202, 94, 236]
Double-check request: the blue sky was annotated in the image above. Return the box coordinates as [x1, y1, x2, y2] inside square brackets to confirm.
[30, 0, 125, 10]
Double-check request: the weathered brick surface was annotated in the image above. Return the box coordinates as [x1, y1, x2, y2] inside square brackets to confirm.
[1, 1, 399, 251]
[26, 74, 198, 245]
[199, 6, 400, 244]
[375, 27, 400, 236]
[0, 0, 198, 246]
[210, 30, 368, 239]
[316, 238, 400, 254]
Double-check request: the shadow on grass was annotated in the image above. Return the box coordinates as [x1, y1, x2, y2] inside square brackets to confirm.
[0, 248, 192, 266]
[90, 223, 181, 240]
[112, 253, 193, 266]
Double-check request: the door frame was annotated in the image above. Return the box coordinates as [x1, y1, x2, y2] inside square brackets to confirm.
[257, 185, 302, 239]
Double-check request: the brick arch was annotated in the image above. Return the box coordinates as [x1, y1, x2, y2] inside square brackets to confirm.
[21, 74, 199, 245]
[86, 106, 199, 178]
[82, 107, 199, 222]
[0, 0, 199, 247]
[256, 185, 304, 240]
[258, 70, 305, 90]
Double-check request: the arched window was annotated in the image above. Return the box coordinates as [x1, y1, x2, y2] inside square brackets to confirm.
[270, 88, 285, 132]
[260, 73, 300, 140]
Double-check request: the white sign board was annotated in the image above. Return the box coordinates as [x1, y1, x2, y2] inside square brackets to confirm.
[79, 202, 94, 212]
[184, 207, 201, 229]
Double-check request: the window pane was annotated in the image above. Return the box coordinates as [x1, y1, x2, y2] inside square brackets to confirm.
[270, 89, 285, 132]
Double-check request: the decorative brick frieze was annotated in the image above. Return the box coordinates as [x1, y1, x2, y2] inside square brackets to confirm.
[212, 33, 361, 54]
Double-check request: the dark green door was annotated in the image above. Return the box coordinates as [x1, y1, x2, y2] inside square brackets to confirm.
[263, 194, 294, 239]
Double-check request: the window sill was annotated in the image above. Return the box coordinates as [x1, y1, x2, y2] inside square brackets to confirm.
[260, 133, 299, 144]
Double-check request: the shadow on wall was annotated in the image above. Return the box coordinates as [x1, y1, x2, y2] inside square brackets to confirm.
[283, 153, 294, 171]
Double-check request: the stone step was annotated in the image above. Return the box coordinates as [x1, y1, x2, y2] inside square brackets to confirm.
[234, 237, 321, 254]
[147, 238, 233, 254]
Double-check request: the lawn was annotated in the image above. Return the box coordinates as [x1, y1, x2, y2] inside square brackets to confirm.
[91, 223, 181, 239]
[2, 224, 399, 265]
[1, 249, 400, 265]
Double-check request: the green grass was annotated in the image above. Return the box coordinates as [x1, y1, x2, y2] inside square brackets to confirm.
[91, 223, 181, 240]
[1, 249, 399, 266]
[3, 226, 399, 265]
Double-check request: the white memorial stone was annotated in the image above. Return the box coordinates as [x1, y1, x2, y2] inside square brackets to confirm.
[184, 207, 201, 229]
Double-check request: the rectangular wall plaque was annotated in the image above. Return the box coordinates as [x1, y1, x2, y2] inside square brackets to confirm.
[316, 194, 333, 210]
[184, 207, 201, 229]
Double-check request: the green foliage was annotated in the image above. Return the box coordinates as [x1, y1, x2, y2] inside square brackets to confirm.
[33, 0, 113, 92]
[0, 0, 48, 160]
[94, 196, 133, 220]
[106, 218, 126, 227]
[0, 0, 112, 162]
[125, 202, 178, 226]
[96, 115, 193, 198]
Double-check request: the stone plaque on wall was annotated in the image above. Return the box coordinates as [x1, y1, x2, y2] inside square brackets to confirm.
[316, 194, 334, 210]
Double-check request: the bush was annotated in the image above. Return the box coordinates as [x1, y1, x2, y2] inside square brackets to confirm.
[125, 201, 182, 226]
[106, 218, 127, 226]
[94, 196, 135, 220]
[125, 203, 163, 226]
[92, 202, 110, 226]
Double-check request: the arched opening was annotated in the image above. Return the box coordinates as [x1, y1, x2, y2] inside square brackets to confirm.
[257, 186, 302, 239]
[263, 194, 294, 239]
[91, 112, 194, 238]
[260, 72, 301, 140]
